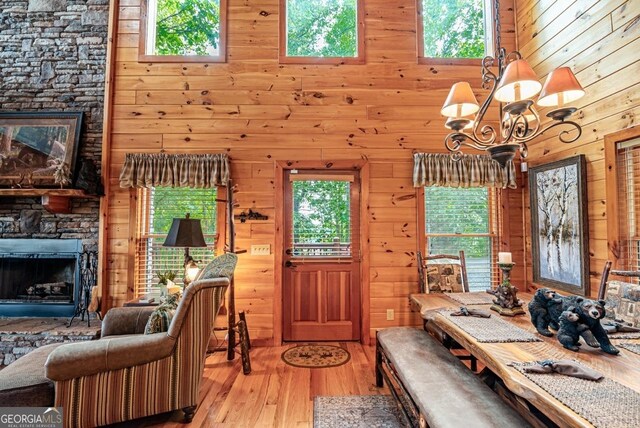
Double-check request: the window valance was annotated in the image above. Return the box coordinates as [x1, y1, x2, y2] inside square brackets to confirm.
[413, 153, 517, 189]
[119, 153, 230, 188]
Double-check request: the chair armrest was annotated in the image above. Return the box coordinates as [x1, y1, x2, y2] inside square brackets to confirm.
[45, 333, 175, 381]
[102, 307, 156, 337]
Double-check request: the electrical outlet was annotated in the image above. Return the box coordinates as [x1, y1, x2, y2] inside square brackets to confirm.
[251, 244, 271, 255]
[386, 309, 394, 321]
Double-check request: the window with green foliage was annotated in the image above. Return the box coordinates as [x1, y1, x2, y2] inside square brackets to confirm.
[291, 180, 351, 257]
[420, 0, 488, 59]
[283, 0, 361, 59]
[143, 0, 224, 58]
[135, 187, 218, 296]
[424, 187, 498, 290]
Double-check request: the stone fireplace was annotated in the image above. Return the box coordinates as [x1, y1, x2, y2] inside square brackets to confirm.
[0, 239, 82, 317]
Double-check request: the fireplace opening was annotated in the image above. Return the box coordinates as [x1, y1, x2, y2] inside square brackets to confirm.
[0, 257, 76, 304]
[0, 239, 82, 317]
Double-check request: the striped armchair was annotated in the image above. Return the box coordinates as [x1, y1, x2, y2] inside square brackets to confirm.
[44, 278, 229, 428]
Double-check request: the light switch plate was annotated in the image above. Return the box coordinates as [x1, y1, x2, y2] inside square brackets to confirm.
[386, 309, 394, 321]
[251, 244, 271, 255]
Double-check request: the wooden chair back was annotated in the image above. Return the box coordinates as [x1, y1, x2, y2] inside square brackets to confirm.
[417, 250, 469, 293]
[598, 260, 640, 327]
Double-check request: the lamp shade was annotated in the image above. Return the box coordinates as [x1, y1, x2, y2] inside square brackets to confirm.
[494, 59, 542, 103]
[163, 216, 207, 248]
[537, 66, 585, 107]
[441, 82, 480, 118]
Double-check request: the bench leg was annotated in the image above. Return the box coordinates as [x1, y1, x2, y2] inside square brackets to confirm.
[375, 337, 384, 388]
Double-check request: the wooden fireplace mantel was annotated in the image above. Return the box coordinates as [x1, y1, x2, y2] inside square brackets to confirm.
[0, 189, 98, 214]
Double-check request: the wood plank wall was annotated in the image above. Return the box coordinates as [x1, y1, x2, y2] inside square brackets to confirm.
[104, 0, 517, 344]
[515, 0, 640, 296]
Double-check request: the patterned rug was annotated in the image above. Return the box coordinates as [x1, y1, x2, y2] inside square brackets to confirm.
[313, 395, 407, 428]
[281, 344, 350, 368]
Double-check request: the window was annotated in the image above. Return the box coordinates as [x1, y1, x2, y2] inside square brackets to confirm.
[134, 187, 220, 296]
[140, 0, 227, 62]
[422, 187, 500, 290]
[279, 0, 364, 64]
[606, 134, 640, 271]
[418, 0, 491, 61]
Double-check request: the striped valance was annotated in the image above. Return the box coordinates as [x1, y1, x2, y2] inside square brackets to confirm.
[119, 153, 230, 188]
[413, 153, 517, 189]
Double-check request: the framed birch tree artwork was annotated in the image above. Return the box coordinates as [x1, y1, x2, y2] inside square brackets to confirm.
[529, 155, 589, 295]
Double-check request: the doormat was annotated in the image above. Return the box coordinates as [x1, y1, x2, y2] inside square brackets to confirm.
[281, 344, 350, 368]
[313, 395, 407, 428]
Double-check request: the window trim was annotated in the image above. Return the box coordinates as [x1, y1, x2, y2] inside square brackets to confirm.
[605, 125, 640, 270]
[416, 0, 494, 65]
[417, 186, 502, 290]
[138, 0, 228, 63]
[278, 0, 366, 65]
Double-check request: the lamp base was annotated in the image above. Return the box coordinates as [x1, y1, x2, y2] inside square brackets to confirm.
[546, 107, 577, 121]
[490, 304, 526, 317]
[487, 143, 520, 167]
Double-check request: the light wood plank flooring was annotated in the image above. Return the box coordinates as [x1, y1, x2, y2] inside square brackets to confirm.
[116, 342, 387, 427]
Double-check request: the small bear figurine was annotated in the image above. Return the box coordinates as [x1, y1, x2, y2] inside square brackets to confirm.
[528, 288, 561, 337]
[559, 296, 620, 355]
[557, 307, 589, 351]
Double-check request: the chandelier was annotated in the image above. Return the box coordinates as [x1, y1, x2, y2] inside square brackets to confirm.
[441, 0, 584, 167]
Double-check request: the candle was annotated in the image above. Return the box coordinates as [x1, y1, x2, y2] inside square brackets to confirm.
[498, 252, 512, 264]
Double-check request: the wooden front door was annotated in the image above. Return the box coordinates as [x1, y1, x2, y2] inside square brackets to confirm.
[283, 170, 361, 341]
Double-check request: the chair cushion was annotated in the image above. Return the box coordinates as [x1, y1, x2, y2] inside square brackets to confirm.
[144, 293, 180, 334]
[426, 263, 464, 293]
[377, 327, 528, 428]
[604, 280, 640, 327]
[0, 343, 63, 407]
[197, 253, 238, 280]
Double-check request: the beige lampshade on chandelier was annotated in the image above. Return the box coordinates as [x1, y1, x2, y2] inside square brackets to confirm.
[442, 0, 585, 166]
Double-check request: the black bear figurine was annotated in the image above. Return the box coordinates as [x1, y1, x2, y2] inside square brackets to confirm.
[557, 307, 589, 352]
[528, 288, 561, 337]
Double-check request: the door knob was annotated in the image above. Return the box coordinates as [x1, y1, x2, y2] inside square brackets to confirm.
[285, 260, 296, 268]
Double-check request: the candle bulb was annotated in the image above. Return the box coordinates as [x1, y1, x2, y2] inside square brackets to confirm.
[498, 252, 512, 264]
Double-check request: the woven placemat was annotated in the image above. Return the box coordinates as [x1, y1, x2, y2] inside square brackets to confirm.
[608, 332, 640, 340]
[438, 310, 541, 343]
[511, 362, 640, 428]
[620, 343, 640, 355]
[446, 292, 494, 306]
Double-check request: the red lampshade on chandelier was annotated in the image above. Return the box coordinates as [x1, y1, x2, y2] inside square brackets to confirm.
[442, 0, 585, 167]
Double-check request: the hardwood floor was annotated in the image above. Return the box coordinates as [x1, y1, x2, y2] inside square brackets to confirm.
[116, 343, 387, 427]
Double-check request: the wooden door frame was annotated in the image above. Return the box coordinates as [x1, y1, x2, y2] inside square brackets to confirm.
[275, 160, 370, 345]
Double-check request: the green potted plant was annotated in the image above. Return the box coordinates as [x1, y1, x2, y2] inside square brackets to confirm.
[157, 271, 176, 298]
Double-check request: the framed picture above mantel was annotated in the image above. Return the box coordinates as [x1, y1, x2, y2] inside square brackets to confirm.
[0, 111, 83, 188]
[529, 155, 590, 296]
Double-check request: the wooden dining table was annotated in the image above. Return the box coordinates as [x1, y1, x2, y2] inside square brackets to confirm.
[410, 292, 640, 428]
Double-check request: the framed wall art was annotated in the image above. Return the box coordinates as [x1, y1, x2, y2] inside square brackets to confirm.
[0, 111, 83, 188]
[529, 155, 589, 295]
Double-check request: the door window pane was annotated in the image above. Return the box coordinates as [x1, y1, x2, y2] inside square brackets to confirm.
[292, 180, 351, 257]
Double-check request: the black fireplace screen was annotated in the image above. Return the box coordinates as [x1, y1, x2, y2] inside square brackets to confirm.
[0, 257, 76, 304]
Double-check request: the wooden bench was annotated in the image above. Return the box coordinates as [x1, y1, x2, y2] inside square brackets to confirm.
[375, 327, 531, 428]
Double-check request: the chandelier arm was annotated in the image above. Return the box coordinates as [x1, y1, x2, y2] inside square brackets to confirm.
[445, 131, 497, 152]
[528, 120, 583, 144]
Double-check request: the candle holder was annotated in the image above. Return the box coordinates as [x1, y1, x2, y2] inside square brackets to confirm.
[487, 262, 525, 317]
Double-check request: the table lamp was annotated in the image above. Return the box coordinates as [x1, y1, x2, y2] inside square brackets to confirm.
[163, 213, 207, 287]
